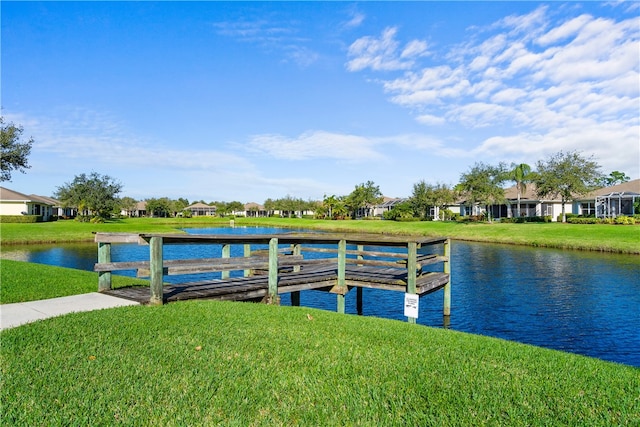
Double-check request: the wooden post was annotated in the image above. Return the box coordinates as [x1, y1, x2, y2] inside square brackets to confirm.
[221, 244, 230, 279]
[406, 241, 417, 324]
[149, 236, 164, 306]
[336, 239, 347, 314]
[443, 238, 451, 318]
[356, 244, 363, 315]
[98, 242, 112, 292]
[243, 243, 251, 277]
[291, 243, 301, 306]
[266, 237, 280, 304]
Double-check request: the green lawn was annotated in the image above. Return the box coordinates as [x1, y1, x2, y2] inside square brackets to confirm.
[2, 300, 638, 425]
[0, 259, 147, 304]
[2, 216, 639, 253]
[2, 227, 638, 425]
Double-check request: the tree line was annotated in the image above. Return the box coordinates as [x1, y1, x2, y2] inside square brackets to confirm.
[1, 117, 632, 223]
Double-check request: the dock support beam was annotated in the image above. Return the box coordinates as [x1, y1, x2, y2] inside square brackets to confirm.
[243, 244, 251, 277]
[221, 244, 230, 279]
[336, 239, 347, 314]
[266, 237, 280, 304]
[406, 241, 417, 324]
[98, 242, 112, 292]
[149, 236, 164, 306]
[291, 244, 301, 306]
[443, 239, 451, 318]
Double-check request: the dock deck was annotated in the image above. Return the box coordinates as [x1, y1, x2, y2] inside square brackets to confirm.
[94, 232, 451, 322]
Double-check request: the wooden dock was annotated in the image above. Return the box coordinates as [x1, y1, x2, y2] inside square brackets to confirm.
[94, 232, 451, 322]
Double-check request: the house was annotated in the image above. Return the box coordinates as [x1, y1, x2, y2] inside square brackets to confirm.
[372, 197, 407, 217]
[577, 179, 640, 218]
[457, 184, 563, 221]
[121, 201, 147, 217]
[185, 202, 216, 216]
[467, 180, 640, 221]
[0, 187, 57, 221]
[500, 185, 562, 220]
[242, 202, 267, 217]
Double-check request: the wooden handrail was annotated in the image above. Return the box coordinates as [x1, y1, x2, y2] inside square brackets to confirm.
[93, 232, 451, 321]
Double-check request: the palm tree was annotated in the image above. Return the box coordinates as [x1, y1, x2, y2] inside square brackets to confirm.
[509, 163, 533, 217]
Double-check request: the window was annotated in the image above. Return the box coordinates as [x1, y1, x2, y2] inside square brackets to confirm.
[581, 203, 595, 216]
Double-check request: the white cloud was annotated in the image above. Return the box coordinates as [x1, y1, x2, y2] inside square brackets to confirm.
[416, 114, 446, 126]
[344, 10, 365, 29]
[246, 130, 457, 163]
[18, 109, 254, 174]
[346, 27, 428, 72]
[213, 18, 318, 67]
[401, 39, 429, 59]
[536, 14, 592, 46]
[349, 6, 639, 178]
[247, 131, 383, 161]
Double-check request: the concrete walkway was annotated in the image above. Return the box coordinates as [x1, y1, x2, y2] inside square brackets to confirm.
[1, 293, 140, 331]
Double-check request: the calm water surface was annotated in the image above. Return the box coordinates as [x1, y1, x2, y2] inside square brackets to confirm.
[3, 226, 639, 367]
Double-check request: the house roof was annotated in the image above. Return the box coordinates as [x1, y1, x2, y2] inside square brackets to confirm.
[586, 179, 640, 198]
[1, 186, 31, 201]
[186, 202, 215, 209]
[30, 194, 61, 206]
[502, 184, 560, 201]
[0, 187, 55, 205]
[502, 179, 640, 202]
[244, 202, 265, 210]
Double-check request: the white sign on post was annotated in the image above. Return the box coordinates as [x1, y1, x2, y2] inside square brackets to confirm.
[404, 293, 419, 319]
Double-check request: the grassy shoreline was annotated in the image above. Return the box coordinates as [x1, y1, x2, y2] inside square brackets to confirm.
[2, 224, 639, 424]
[1, 216, 639, 254]
[2, 300, 639, 425]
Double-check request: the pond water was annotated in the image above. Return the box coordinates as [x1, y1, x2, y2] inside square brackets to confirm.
[2, 226, 639, 367]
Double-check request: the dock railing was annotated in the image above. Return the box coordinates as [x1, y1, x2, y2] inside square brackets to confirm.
[94, 232, 451, 323]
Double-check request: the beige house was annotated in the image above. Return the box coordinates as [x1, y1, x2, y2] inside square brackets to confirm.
[185, 202, 216, 216]
[0, 187, 57, 221]
[241, 202, 267, 217]
[578, 179, 640, 218]
[121, 201, 147, 217]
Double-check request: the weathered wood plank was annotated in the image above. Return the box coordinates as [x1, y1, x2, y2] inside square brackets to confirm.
[149, 236, 164, 306]
[97, 242, 112, 292]
[94, 232, 143, 244]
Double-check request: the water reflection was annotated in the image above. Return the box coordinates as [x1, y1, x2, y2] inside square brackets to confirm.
[1, 228, 638, 367]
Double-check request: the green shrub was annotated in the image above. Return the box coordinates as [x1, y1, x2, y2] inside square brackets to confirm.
[0, 215, 41, 223]
[567, 217, 599, 224]
[502, 216, 553, 224]
[614, 215, 635, 225]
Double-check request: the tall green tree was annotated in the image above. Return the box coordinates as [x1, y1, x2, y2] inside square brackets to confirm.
[173, 198, 190, 214]
[410, 180, 431, 220]
[119, 197, 138, 216]
[1, 117, 33, 182]
[432, 183, 457, 220]
[226, 201, 245, 215]
[146, 197, 172, 217]
[457, 162, 507, 222]
[506, 163, 534, 217]
[598, 171, 630, 187]
[346, 181, 383, 219]
[533, 151, 602, 223]
[321, 194, 342, 219]
[55, 172, 123, 220]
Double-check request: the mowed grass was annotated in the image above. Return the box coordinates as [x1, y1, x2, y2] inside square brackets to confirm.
[0, 259, 147, 304]
[1, 216, 639, 253]
[2, 300, 639, 426]
[241, 217, 640, 253]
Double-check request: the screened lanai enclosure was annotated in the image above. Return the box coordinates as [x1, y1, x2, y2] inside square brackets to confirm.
[596, 191, 640, 218]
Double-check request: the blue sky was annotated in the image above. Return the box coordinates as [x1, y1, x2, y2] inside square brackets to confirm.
[2, 1, 639, 203]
